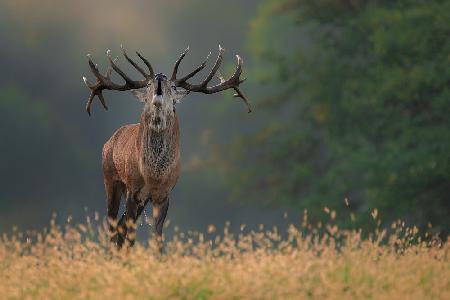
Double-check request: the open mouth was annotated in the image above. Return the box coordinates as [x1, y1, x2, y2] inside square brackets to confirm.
[153, 116, 162, 127]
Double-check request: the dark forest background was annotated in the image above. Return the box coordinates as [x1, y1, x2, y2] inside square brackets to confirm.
[0, 0, 449, 235]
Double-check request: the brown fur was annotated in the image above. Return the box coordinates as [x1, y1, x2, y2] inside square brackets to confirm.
[103, 111, 180, 248]
[83, 46, 250, 250]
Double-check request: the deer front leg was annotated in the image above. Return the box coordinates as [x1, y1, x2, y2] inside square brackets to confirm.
[152, 198, 169, 253]
[116, 197, 151, 232]
[117, 197, 150, 243]
[117, 192, 138, 248]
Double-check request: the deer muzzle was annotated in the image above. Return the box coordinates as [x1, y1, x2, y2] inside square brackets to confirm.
[152, 95, 163, 108]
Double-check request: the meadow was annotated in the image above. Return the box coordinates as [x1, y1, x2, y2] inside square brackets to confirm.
[0, 1, 448, 299]
[0, 211, 448, 300]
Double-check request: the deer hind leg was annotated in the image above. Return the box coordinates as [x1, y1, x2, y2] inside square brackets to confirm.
[105, 180, 123, 243]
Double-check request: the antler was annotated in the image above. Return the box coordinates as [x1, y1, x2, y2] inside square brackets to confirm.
[171, 45, 252, 113]
[82, 46, 155, 116]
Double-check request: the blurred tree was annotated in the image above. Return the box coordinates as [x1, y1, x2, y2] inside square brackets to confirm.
[227, 0, 450, 231]
[0, 84, 92, 228]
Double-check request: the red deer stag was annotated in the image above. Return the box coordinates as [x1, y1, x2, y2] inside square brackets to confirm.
[82, 45, 250, 249]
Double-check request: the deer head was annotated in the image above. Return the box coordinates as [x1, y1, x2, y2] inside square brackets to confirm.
[130, 73, 189, 132]
[83, 45, 251, 132]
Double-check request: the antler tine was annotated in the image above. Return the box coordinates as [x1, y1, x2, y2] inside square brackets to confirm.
[171, 46, 190, 81]
[177, 51, 211, 83]
[106, 49, 136, 87]
[83, 60, 104, 117]
[82, 48, 152, 116]
[232, 86, 252, 114]
[136, 51, 155, 78]
[84, 87, 109, 116]
[201, 45, 224, 87]
[87, 54, 106, 83]
[216, 70, 252, 113]
[85, 91, 95, 116]
[121, 45, 151, 80]
[205, 54, 243, 93]
[82, 75, 94, 89]
[174, 45, 224, 91]
[174, 47, 251, 113]
[105, 57, 117, 79]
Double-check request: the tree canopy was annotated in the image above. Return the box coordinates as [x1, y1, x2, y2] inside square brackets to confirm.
[227, 0, 450, 231]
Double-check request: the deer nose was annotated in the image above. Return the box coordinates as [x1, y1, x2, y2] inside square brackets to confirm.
[152, 95, 163, 108]
[156, 78, 163, 96]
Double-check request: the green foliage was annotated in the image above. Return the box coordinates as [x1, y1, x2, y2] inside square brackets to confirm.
[229, 0, 450, 231]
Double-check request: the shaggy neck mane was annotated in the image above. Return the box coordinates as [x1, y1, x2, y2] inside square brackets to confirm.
[138, 114, 178, 178]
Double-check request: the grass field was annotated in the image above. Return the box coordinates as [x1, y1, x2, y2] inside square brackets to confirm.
[1, 213, 448, 300]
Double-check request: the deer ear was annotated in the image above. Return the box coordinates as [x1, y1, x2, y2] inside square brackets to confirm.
[131, 89, 147, 102]
[173, 88, 189, 104]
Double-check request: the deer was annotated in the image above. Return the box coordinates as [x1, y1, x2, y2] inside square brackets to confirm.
[82, 45, 250, 250]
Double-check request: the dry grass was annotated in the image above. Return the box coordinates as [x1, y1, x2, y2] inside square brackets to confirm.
[0, 212, 448, 300]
